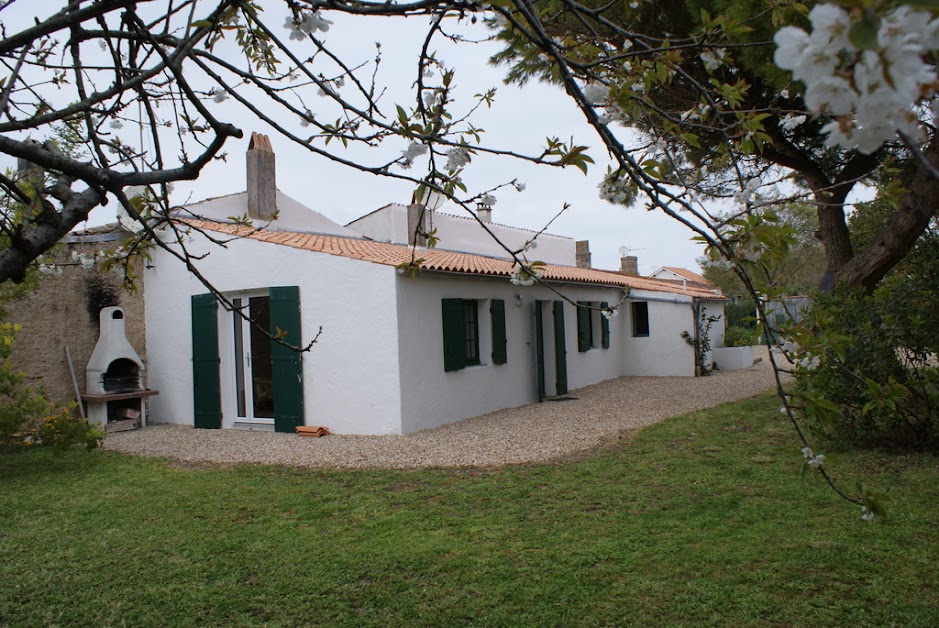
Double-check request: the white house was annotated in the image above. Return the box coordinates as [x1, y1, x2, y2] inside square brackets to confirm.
[142, 134, 729, 435]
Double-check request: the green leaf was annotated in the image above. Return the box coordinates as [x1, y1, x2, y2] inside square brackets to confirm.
[849, 12, 879, 50]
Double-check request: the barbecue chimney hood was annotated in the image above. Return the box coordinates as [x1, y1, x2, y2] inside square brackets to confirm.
[83, 306, 157, 429]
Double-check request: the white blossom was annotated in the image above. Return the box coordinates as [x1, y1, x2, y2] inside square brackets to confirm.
[599, 175, 632, 206]
[480, 193, 497, 207]
[779, 113, 807, 131]
[445, 147, 470, 171]
[584, 83, 610, 104]
[774, 3, 939, 153]
[699, 48, 726, 72]
[399, 142, 428, 169]
[510, 262, 542, 286]
[109, 118, 124, 129]
[861, 506, 876, 522]
[212, 89, 229, 103]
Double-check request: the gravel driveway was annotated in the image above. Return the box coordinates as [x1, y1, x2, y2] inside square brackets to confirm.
[104, 348, 784, 470]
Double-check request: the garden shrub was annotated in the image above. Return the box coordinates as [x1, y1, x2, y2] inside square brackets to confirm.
[791, 277, 939, 448]
[0, 321, 104, 453]
[724, 326, 757, 347]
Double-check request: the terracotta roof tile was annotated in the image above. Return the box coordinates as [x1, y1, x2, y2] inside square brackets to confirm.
[662, 266, 713, 286]
[185, 220, 725, 299]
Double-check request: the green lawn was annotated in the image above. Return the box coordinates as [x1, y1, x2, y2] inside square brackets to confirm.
[2, 394, 937, 626]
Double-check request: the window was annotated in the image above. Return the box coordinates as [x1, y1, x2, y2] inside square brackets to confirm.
[577, 301, 594, 352]
[442, 298, 508, 371]
[632, 301, 650, 337]
[463, 300, 480, 365]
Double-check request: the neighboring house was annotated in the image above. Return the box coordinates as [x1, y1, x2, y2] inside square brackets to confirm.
[649, 266, 720, 294]
[140, 134, 731, 435]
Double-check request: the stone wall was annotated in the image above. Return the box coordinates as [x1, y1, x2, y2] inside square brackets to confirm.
[5, 240, 146, 406]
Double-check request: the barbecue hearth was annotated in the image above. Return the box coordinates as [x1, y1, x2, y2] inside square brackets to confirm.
[82, 307, 158, 430]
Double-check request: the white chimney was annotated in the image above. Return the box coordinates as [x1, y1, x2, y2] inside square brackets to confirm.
[246, 132, 277, 221]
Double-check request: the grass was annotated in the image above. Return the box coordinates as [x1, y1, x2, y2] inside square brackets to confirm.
[1, 394, 938, 626]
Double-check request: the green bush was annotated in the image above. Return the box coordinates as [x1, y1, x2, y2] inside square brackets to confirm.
[791, 277, 939, 448]
[724, 326, 757, 347]
[0, 322, 104, 453]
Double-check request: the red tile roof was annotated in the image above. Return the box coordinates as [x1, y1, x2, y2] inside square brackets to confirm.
[184, 220, 725, 299]
[660, 266, 713, 286]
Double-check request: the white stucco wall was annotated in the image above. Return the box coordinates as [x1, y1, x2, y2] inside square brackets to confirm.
[346, 204, 577, 266]
[143, 231, 403, 435]
[394, 274, 626, 433]
[620, 293, 697, 377]
[180, 190, 360, 237]
[649, 268, 687, 283]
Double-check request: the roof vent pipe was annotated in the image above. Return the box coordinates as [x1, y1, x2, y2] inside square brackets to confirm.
[246, 132, 277, 221]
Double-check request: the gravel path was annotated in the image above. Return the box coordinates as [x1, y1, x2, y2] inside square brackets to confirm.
[104, 348, 784, 470]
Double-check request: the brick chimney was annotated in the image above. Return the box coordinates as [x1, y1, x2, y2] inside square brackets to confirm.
[575, 240, 591, 268]
[246, 132, 276, 221]
[621, 255, 639, 275]
[406, 202, 427, 247]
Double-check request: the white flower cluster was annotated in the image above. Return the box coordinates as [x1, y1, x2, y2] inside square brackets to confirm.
[601, 306, 618, 320]
[445, 147, 470, 171]
[780, 338, 820, 370]
[779, 113, 807, 132]
[399, 142, 428, 169]
[71, 249, 96, 270]
[774, 4, 939, 154]
[802, 446, 826, 469]
[284, 11, 332, 41]
[37, 263, 62, 276]
[733, 178, 760, 206]
[510, 261, 542, 286]
[699, 48, 726, 72]
[860, 505, 876, 522]
[598, 174, 631, 206]
[480, 193, 497, 207]
[583, 83, 610, 105]
[422, 89, 442, 109]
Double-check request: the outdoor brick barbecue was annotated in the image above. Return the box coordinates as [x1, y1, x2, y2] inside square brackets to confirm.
[82, 306, 158, 431]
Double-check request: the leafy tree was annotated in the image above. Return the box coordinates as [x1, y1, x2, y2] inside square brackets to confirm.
[490, 0, 937, 292]
[701, 202, 825, 297]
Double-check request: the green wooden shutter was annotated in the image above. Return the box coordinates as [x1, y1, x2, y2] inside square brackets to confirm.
[577, 301, 591, 352]
[553, 301, 568, 395]
[269, 286, 304, 433]
[491, 299, 507, 365]
[191, 293, 221, 429]
[535, 301, 545, 402]
[441, 298, 466, 372]
[601, 301, 611, 349]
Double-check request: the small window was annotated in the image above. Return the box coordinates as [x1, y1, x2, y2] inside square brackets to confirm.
[441, 298, 484, 371]
[632, 301, 650, 337]
[464, 300, 480, 365]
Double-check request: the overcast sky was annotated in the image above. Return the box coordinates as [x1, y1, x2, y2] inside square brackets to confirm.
[2, 6, 710, 275]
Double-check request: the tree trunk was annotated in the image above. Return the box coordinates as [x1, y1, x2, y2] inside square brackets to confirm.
[838, 140, 939, 291]
[815, 201, 854, 291]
